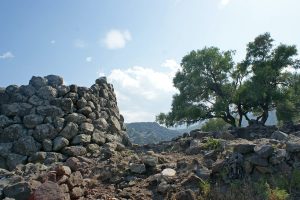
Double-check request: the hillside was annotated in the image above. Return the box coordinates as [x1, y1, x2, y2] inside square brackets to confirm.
[126, 122, 182, 144]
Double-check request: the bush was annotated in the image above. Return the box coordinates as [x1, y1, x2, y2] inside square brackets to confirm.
[203, 137, 222, 151]
[201, 118, 230, 132]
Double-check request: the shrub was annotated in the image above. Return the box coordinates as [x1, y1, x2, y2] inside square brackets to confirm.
[203, 137, 222, 151]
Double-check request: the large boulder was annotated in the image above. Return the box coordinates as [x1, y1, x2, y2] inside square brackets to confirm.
[32, 181, 66, 200]
[37, 86, 57, 100]
[45, 75, 64, 87]
[62, 146, 87, 157]
[13, 136, 41, 156]
[1, 103, 32, 117]
[1, 124, 27, 142]
[23, 114, 44, 128]
[36, 105, 64, 118]
[3, 182, 32, 200]
[59, 122, 78, 140]
[33, 124, 58, 142]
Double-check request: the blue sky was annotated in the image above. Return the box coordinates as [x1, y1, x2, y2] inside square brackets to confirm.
[1, 0, 300, 122]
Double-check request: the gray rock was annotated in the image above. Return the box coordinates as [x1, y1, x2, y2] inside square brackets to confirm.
[13, 136, 41, 156]
[1, 103, 32, 117]
[37, 86, 57, 100]
[29, 76, 48, 89]
[0, 89, 9, 104]
[271, 131, 288, 141]
[286, 141, 300, 152]
[42, 139, 52, 151]
[3, 182, 32, 200]
[28, 95, 44, 106]
[53, 117, 65, 132]
[249, 155, 268, 167]
[0, 156, 7, 169]
[65, 113, 86, 124]
[5, 85, 19, 95]
[94, 118, 109, 131]
[36, 105, 64, 117]
[79, 107, 92, 116]
[53, 136, 69, 151]
[32, 181, 65, 200]
[57, 85, 70, 97]
[23, 114, 44, 128]
[270, 149, 287, 165]
[76, 98, 87, 109]
[67, 171, 83, 188]
[69, 84, 77, 93]
[109, 116, 121, 132]
[64, 92, 78, 103]
[142, 155, 158, 167]
[59, 122, 78, 140]
[33, 124, 58, 142]
[254, 144, 274, 158]
[6, 153, 27, 170]
[95, 77, 107, 85]
[0, 142, 13, 158]
[62, 146, 87, 157]
[1, 124, 27, 142]
[80, 122, 94, 134]
[86, 144, 100, 153]
[185, 139, 205, 155]
[233, 143, 255, 154]
[50, 98, 73, 113]
[45, 75, 63, 87]
[28, 152, 47, 163]
[0, 115, 13, 128]
[173, 189, 197, 200]
[19, 85, 36, 97]
[92, 130, 106, 145]
[129, 163, 146, 174]
[72, 134, 91, 145]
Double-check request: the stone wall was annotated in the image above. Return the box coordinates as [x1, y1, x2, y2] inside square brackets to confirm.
[0, 75, 129, 170]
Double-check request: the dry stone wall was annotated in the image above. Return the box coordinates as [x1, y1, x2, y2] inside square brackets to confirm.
[0, 75, 129, 170]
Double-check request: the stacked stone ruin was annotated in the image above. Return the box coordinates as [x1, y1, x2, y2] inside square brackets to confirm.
[0, 75, 129, 170]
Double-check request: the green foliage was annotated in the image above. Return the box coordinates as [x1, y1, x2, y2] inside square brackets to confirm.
[203, 137, 222, 151]
[267, 186, 289, 200]
[157, 33, 300, 128]
[198, 179, 211, 199]
[276, 74, 300, 123]
[201, 118, 229, 132]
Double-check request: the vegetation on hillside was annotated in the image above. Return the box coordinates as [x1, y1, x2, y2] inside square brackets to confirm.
[126, 122, 182, 144]
[157, 33, 300, 127]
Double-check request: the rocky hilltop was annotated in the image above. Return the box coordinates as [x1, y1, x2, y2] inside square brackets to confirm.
[1, 76, 300, 200]
[0, 75, 129, 171]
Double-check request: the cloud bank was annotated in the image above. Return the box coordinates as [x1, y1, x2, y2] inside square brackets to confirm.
[106, 59, 180, 122]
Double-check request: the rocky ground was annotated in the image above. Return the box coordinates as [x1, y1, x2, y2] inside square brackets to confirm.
[1, 123, 300, 200]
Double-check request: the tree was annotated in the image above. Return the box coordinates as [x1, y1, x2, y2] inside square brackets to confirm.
[276, 73, 300, 123]
[239, 33, 299, 125]
[156, 47, 242, 127]
[157, 33, 299, 128]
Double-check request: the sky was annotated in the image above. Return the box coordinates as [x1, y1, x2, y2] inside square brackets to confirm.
[0, 0, 300, 122]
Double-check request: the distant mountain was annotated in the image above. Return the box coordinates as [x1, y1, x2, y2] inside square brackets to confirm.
[126, 122, 182, 145]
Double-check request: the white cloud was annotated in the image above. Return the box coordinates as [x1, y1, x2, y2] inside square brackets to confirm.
[50, 40, 56, 44]
[0, 52, 14, 59]
[103, 29, 131, 49]
[74, 39, 87, 48]
[86, 57, 92, 62]
[106, 59, 180, 122]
